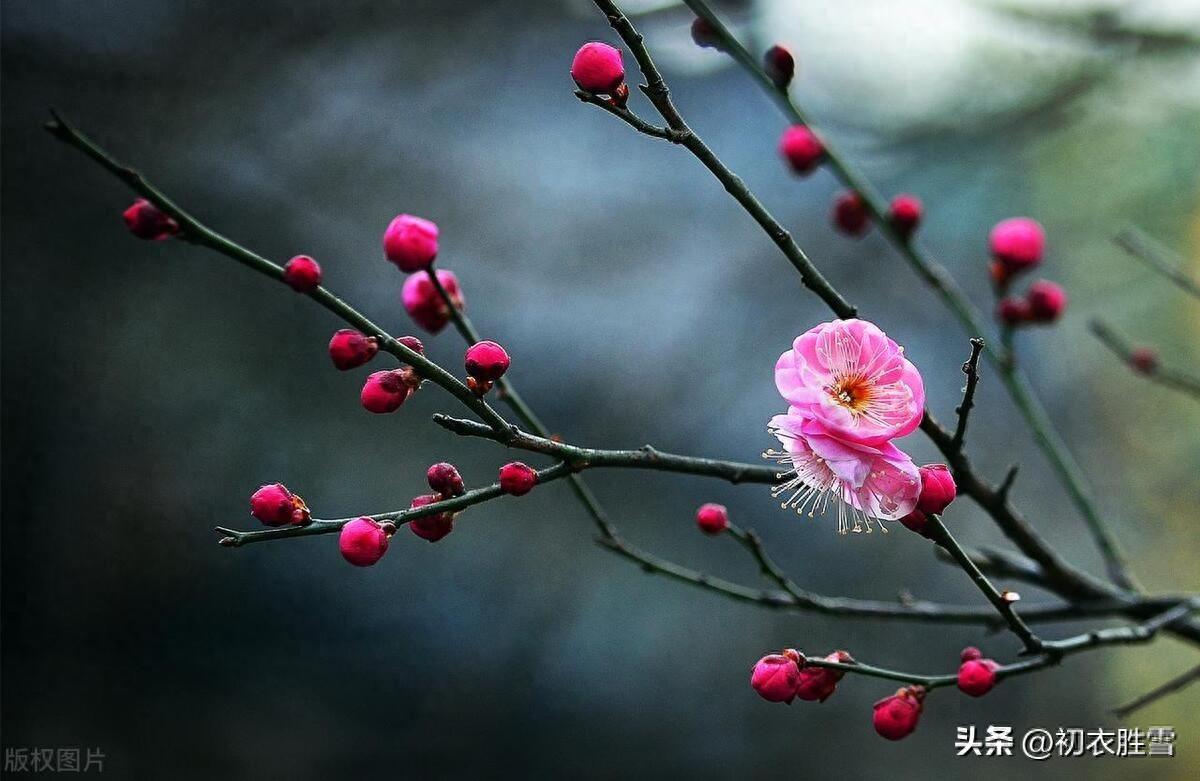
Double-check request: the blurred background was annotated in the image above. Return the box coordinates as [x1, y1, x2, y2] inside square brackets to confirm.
[3, 0, 1199, 777]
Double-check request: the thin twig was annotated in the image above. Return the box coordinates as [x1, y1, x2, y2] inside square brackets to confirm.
[1090, 318, 1200, 401]
[215, 462, 574, 547]
[952, 338, 985, 450]
[679, 0, 1139, 594]
[923, 513, 1043, 654]
[1115, 226, 1200, 300]
[44, 111, 513, 436]
[433, 413, 779, 484]
[1112, 663, 1200, 719]
[802, 601, 1198, 690]
[573, 90, 686, 142]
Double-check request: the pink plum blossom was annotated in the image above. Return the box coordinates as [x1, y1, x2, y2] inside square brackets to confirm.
[766, 411, 920, 533]
[775, 319, 924, 446]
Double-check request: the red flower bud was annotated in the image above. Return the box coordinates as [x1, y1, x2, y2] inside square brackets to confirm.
[996, 297, 1031, 326]
[383, 214, 439, 273]
[779, 125, 824, 176]
[1026, 279, 1067, 322]
[250, 483, 311, 527]
[402, 269, 463, 333]
[571, 42, 625, 94]
[916, 464, 956, 515]
[957, 651, 1000, 697]
[872, 686, 925, 740]
[464, 340, 511, 383]
[833, 191, 870, 236]
[328, 329, 379, 370]
[750, 649, 803, 703]
[408, 493, 456, 543]
[888, 194, 923, 240]
[339, 517, 390, 566]
[1130, 347, 1158, 374]
[989, 217, 1044, 273]
[695, 503, 729, 535]
[123, 198, 179, 240]
[282, 255, 322, 293]
[690, 17, 722, 49]
[360, 370, 412, 414]
[796, 650, 853, 702]
[397, 335, 426, 356]
[426, 462, 465, 498]
[899, 510, 934, 539]
[499, 462, 538, 496]
[763, 45, 795, 89]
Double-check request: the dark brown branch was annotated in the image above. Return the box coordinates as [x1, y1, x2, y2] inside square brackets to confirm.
[952, 338, 985, 450]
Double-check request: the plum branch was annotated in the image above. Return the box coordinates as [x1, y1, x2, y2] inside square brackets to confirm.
[1115, 225, 1200, 300]
[1112, 663, 1200, 719]
[581, 1, 1125, 607]
[802, 601, 1197, 691]
[1090, 318, 1200, 400]
[678, 0, 1138, 592]
[43, 111, 514, 437]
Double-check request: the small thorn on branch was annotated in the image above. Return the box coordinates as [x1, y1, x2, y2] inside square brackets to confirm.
[998, 463, 1020, 502]
[214, 526, 243, 547]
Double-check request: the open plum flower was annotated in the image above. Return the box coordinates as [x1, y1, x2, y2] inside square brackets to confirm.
[766, 411, 920, 533]
[775, 319, 924, 446]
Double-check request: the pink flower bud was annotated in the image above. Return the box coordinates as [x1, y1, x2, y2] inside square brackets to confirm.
[397, 335, 426, 355]
[464, 340, 511, 383]
[402, 269, 464, 333]
[916, 464, 956, 515]
[571, 42, 625, 94]
[750, 649, 803, 703]
[989, 217, 1044, 272]
[360, 370, 411, 414]
[763, 45, 795, 89]
[408, 494, 456, 542]
[383, 214, 439, 272]
[833, 191, 870, 236]
[339, 517, 390, 566]
[779, 125, 824, 175]
[996, 297, 1031, 326]
[898, 510, 934, 539]
[1130, 347, 1158, 374]
[250, 483, 310, 527]
[328, 329, 379, 370]
[427, 462, 465, 498]
[888, 194, 922, 240]
[695, 503, 729, 535]
[282, 255, 322, 292]
[690, 17, 722, 49]
[796, 650, 853, 702]
[499, 462, 538, 496]
[957, 651, 1000, 697]
[872, 686, 925, 740]
[1026, 279, 1067, 322]
[123, 198, 179, 240]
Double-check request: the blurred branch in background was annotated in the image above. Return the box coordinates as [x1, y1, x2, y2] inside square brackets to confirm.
[1116, 225, 1200, 300]
[1112, 663, 1200, 719]
[1090, 318, 1200, 401]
